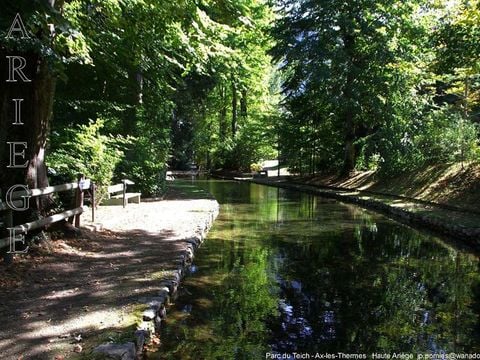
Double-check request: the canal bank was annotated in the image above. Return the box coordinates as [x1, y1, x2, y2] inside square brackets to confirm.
[241, 177, 480, 251]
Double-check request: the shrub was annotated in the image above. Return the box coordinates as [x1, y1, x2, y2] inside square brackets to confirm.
[117, 134, 169, 197]
[250, 163, 263, 172]
[375, 106, 479, 175]
[47, 118, 130, 204]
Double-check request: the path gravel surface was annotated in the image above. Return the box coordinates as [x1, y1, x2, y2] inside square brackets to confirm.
[0, 183, 218, 360]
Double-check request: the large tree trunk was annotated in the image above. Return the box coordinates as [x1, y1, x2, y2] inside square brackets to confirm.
[1, 1, 61, 215]
[0, 52, 56, 212]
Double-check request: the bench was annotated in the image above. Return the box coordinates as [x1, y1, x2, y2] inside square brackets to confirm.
[166, 171, 175, 181]
[253, 170, 268, 178]
[103, 180, 141, 207]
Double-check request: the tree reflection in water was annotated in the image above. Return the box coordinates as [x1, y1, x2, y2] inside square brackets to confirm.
[153, 181, 480, 359]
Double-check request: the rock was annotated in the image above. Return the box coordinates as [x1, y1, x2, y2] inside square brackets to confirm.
[185, 238, 199, 248]
[159, 286, 170, 294]
[93, 343, 136, 360]
[146, 297, 163, 311]
[157, 290, 169, 304]
[154, 315, 162, 332]
[73, 344, 82, 353]
[142, 308, 156, 321]
[137, 320, 155, 334]
[134, 330, 148, 353]
[185, 247, 194, 261]
[158, 305, 167, 319]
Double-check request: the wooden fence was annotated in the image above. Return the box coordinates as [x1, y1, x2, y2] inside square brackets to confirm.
[0, 175, 95, 262]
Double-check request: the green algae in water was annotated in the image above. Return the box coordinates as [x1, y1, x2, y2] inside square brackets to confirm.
[150, 180, 480, 359]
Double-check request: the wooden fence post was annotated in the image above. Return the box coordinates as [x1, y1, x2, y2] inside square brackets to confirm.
[75, 174, 85, 227]
[3, 210, 13, 265]
[122, 179, 127, 208]
[91, 182, 96, 222]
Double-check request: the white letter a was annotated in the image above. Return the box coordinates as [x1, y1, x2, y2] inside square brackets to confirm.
[6, 13, 30, 39]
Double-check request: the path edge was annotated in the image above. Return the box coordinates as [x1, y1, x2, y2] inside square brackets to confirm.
[92, 201, 219, 360]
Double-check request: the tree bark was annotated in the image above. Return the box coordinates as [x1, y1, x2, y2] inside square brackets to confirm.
[219, 85, 227, 140]
[1, 3, 60, 215]
[1, 52, 56, 211]
[341, 32, 357, 174]
[240, 89, 247, 118]
[231, 76, 237, 137]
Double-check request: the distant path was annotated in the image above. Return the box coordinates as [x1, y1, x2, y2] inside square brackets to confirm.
[0, 183, 218, 360]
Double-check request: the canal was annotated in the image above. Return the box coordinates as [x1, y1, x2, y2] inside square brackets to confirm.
[153, 180, 480, 359]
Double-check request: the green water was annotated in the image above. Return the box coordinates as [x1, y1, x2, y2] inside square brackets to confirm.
[154, 180, 480, 359]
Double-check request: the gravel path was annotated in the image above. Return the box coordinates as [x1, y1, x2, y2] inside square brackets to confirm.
[0, 184, 218, 360]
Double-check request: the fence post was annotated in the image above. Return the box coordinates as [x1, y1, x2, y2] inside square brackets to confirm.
[91, 182, 96, 222]
[122, 179, 127, 208]
[3, 210, 13, 265]
[75, 174, 85, 227]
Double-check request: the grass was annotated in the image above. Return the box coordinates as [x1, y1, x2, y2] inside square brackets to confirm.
[68, 303, 147, 360]
[301, 162, 480, 212]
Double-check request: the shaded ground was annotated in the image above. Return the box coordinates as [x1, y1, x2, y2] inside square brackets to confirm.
[0, 183, 217, 360]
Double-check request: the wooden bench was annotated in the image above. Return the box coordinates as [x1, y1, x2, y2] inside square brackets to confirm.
[253, 170, 268, 178]
[166, 171, 175, 181]
[103, 180, 141, 207]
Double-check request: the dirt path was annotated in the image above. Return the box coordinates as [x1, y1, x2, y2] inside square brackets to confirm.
[0, 183, 218, 360]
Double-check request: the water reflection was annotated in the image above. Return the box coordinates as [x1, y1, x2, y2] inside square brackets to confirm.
[153, 181, 480, 359]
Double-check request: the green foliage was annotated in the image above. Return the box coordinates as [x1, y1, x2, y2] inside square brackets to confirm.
[375, 107, 479, 175]
[118, 110, 171, 197]
[416, 109, 479, 163]
[15, 0, 479, 193]
[47, 119, 129, 201]
[170, 0, 280, 171]
[250, 163, 263, 172]
[0, 1, 91, 73]
[120, 136, 167, 197]
[272, 0, 480, 176]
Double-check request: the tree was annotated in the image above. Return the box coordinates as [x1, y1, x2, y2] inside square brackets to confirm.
[171, 0, 279, 171]
[0, 1, 89, 212]
[272, 0, 428, 173]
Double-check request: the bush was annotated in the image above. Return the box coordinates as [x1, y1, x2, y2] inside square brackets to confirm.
[47, 118, 130, 204]
[250, 163, 263, 172]
[375, 107, 479, 175]
[117, 134, 169, 197]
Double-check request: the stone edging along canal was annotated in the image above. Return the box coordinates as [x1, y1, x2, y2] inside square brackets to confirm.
[93, 202, 219, 360]
[246, 178, 480, 250]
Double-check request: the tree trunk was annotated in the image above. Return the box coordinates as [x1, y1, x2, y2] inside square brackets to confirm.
[1, 2, 61, 216]
[231, 76, 237, 137]
[0, 52, 56, 213]
[240, 89, 247, 118]
[341, 32, 357, 174]
[219, 85, 227, 140]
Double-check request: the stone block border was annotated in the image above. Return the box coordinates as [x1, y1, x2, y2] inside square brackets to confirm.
[93, 204, 219, 360]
